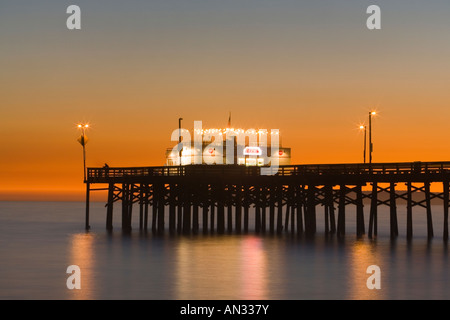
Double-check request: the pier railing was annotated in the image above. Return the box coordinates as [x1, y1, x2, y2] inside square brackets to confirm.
[87, 161, 450, 183]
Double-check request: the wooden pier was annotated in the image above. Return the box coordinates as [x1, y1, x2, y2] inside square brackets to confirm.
[85, 161, 450, 240]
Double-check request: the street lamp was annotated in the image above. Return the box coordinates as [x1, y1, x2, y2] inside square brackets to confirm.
[359, 125, 367, 164]
[178, 117, 183, 168]
[369, 111, 376, 164]
[77, 123, 89, 182]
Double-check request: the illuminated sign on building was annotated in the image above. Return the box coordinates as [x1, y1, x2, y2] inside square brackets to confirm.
[243, 147, 262, 156]
[164, 121, 291, 168]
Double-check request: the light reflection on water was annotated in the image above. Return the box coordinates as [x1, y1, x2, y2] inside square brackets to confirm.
[10, 231, 450, 300]
[175, 236, 240, 299]
[0, 201, 449, 300]
[239, 236, 269, 300]
[175, 235, 271, 300]
[348, 239, 385, 300]
[68, 233, 95, 300]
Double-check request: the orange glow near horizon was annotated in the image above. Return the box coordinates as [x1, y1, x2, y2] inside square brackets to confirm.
[2, 112, 450, 201]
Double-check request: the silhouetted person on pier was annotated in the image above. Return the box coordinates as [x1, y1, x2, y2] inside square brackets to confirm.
[104, 163, 109, 178]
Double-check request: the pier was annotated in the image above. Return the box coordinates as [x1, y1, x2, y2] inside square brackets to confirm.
[85, 161, 450, 240]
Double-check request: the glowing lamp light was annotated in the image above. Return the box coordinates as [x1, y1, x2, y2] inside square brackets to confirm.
[76, 122, 90, 185]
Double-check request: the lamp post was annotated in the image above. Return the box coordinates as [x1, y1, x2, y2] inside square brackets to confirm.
[178, 117, 183, 168]
[77, 123, 89, 182]
[369, 111, 376, 164]
[359, 125, 367, 164]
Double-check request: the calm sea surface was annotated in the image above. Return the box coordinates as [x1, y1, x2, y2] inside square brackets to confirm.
[0, 201, 448, 300]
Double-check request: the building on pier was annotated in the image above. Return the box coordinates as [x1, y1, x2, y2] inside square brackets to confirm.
[164, 127, 291, 167]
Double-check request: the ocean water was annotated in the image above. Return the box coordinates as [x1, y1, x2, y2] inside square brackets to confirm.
[0, 201, 448, 300]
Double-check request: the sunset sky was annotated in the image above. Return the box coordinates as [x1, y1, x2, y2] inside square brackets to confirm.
[1, 0, 450, 201]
